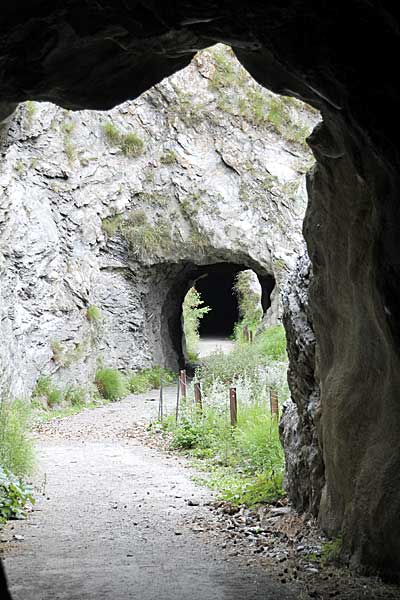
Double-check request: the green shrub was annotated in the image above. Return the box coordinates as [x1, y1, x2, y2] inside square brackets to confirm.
[86, 305, 102, 322]
[254, 325, 287, 361]
[0, 399, 35, 477]
[182, 287, 211, 361]
[33, 375, 63, 407]
[120, 132, 144, 157]
[127, 367, 176, 394]
[95, 368, 127, 400]
[0, 467, 35, 523]
[64, 386, 87, 407]
[170, 419, 204, 449]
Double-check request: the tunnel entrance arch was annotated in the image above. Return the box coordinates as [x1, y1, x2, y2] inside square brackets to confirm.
[155, 260, 276, 370]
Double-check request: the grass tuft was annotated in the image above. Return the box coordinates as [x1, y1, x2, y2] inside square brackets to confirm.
[33, 376, 63, 407]
[0, 399, 35, 477]
[127, 367, 176, 394]
[102, 121, 144, 157]
[86, 305, 102, 322]
[95, 368, 127, 401]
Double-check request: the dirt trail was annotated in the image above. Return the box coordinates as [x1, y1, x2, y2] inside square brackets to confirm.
[197, 337, 235, 358]
[2, 390, 298, 600]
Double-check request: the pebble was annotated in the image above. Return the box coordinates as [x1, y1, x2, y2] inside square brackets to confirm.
[187, 499, 200, 506]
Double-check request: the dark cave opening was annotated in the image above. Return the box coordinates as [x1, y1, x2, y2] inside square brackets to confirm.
[195, 265, 241, 337]
[162, 261, 276, 370]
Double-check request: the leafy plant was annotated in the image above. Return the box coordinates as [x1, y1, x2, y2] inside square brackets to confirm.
[95, 368, 127, 401]
[0, 467, 35, 523]
[163, 393, 285, 506]
[182, 287, 211, 362]
[0, 399, 35, 477]
[321, 536, 343, 566]
[254, 325, 287, 361]
[170, 419, 204, 450]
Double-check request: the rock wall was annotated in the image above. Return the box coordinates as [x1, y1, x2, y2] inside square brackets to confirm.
[280, 251, 323, 517]
[0, 45, 315, 397]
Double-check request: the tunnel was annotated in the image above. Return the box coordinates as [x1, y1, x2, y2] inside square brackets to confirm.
[158, 261, 276, 369]
[194, 264, 241, 337]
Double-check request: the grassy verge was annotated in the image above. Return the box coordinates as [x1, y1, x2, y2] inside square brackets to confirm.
[0, 399, 35, 522]
[154, 325, 288, 507]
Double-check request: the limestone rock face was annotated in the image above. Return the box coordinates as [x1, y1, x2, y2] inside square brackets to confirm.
[280, 252, 323, 517]
[0, 46, 314, 396]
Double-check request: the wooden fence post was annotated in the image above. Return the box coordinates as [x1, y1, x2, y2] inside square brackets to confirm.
[194, 382, 202, 410]
[243, 326, 249, 343]
[159, 378, 164, 422]
[175, 376, 180, 423]
[269, 386, 279, 420]
[180, 369, 187, 399]
[249, 330, 254, 344]
[229, 387, 237, 427]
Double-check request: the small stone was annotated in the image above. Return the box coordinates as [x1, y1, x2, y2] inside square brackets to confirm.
[174, 531, 183, 536]
[13, 535, 24, 541]
[187, 499, 200, 506]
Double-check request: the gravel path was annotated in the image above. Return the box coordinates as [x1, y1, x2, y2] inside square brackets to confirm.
[197, 337, 235, 358]
[2, 391, 299, 600]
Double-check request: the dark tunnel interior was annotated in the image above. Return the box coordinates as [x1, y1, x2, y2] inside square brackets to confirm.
[195, 267, 241, 337]
[187, 263, 275, 339]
